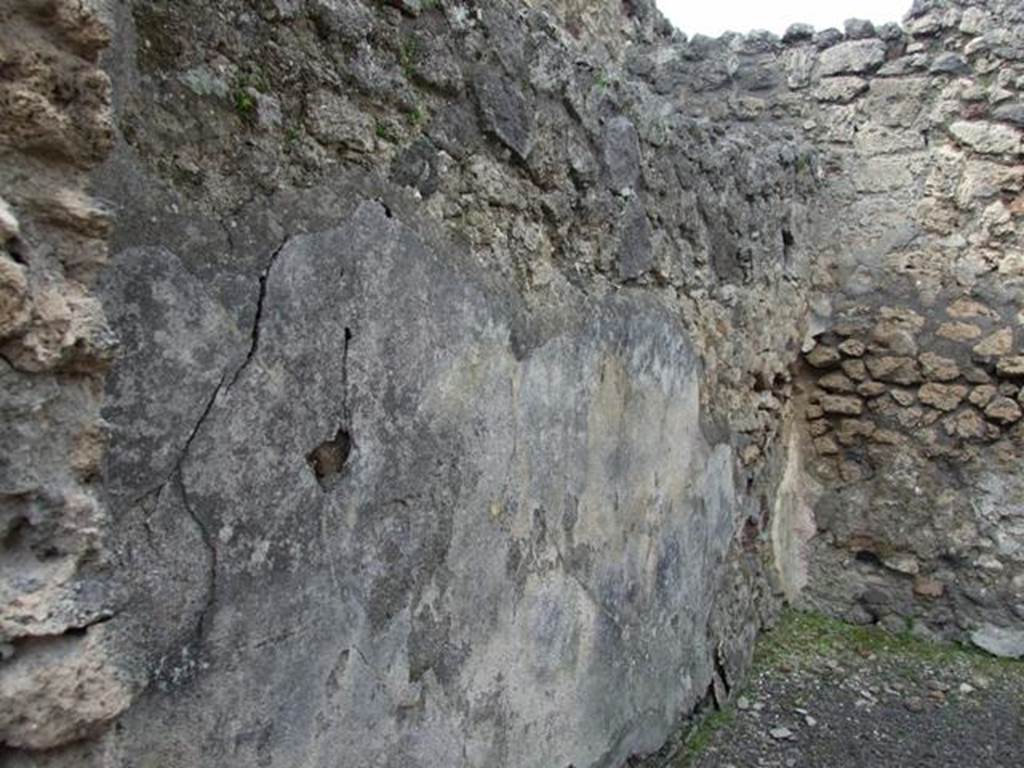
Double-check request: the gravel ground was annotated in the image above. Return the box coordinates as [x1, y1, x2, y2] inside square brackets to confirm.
[665, 611, 1024, 768]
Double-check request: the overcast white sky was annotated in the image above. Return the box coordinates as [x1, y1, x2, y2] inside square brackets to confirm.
[657, 0, 911, 37]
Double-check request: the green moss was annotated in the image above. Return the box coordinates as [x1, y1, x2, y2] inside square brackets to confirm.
[375, 121, 397, 142]
[234, 88, 256, 120]
[754, 609, 1024, 677]
[678, 707, 734, 765]
[399, 38, 418, 78]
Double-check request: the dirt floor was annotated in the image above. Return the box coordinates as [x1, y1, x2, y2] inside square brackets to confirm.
[659, 611, 1024, 768]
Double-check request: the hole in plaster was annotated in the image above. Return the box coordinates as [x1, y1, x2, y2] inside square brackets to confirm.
[306, 428, 352, 490]
[782, 228, 795, 260]
[7, 240, 27, 265]
[854, 550, 882, 567]
[2, 516, 28, 549]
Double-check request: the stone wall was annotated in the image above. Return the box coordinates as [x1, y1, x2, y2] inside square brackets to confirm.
[621, 0, 1023, 650]
[3, 1, 820, 765]
[0, 0, 137, 752]
[0, 0, 1022, 766]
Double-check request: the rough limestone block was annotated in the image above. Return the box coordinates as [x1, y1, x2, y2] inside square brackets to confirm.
[812, 77, 868, 104]
[985, 396, 1022, 424]
[919, 352, 960, 382]
[806, 344, 841, 369]
[919, 383, 968, 412]
[997, 356, 1024, 377]
[820, 394, 864, 416]
[948, 121, 1022, 155]
[972, 328, 1013, 357]
[817, 39, 887, 76]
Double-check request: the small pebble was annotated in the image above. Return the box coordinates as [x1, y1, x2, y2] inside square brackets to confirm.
[770, 726, 794, 741]
[905, 697, 925, 713]
[737, 696, 751, 711]
[805, 715, 818, 727]
[959, 682, 975, 694]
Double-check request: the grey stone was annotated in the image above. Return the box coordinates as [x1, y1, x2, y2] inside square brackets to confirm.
[602, 116, 643, 193]
[970, 625, 1024, 658]
[474, 72, 534, 161]
[817, 40, 887, 76]
[304, 90, 376, 152]
[843, 19, 876, 40]
[813, 77, 869, 104]
[814, 28, 844, 50]
[385, 0, 421, 16]
[877, 22, 905, 42]
[877, 54, 930, 76]
[617, 202, 654, 279]
[993, 103, 1024, 127]
[783, 23, 814, 44]
[930, 52, 971, 75]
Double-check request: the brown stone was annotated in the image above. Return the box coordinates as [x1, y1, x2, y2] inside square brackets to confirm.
[946, 298, 999, 320]
[865, 355, 921, 385]
[871, 429, 903, 445]
[819, 372, 855, 393]
[834, 321, 870, 337]
[969, 385, 998, 407]
[871, 322, 918, 355]
[814, 435, 840, 455]
[836, 418, 876, 445]
[996, 356, 1024, 377]
[985, 397, 1023, 425]
[805, 404, 825, 419]
[820, 394, 864, 416]
[919, 383, 968, 411]
[896, 407, 923, 429]
[0, 254, 30, 338]
[842, 359, 868, 381]
[839, 459, 868, 483]
[936, 321, 982, 341]
[914, 577, 945, 598]
[808, 419, 830, 437]
[880, 306, 925, 330]
[857, 381, 887, 397]
[839, 338, 867, 357]
[919, 351, 960, 382]
[972, 328, 1014, 357]
[891, 388, 917, 406]
[806, 344, 841, 368]
[944, 409, 988, 440]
